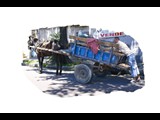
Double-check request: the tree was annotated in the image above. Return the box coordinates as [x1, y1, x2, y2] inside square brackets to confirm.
[50, 32, 60, 41]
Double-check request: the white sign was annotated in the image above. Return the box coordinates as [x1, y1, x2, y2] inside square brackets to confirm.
[93, 30, 125, 39]
[100, 32, 125, 38]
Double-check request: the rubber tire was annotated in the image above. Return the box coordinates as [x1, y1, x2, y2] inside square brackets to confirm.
[74, 64, 92, 84]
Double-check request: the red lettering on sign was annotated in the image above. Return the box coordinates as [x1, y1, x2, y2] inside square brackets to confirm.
[110, 33, 114, 36]
[105, 34, 108, 37]
[100, 34, 105, 37]
[115, 32, 119, 36]
[99, 32, 124, 38]
[120, 32, 123, 35]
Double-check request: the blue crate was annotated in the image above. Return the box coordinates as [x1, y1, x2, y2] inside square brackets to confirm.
[75, 46, 79, 55]
[80, 47, 86, 56]
[102, 52, 111, 63]
[71, 44, 119, 65]
[110, 55, 119, 64]
[94, 51, 101, 60]
[87, 49, 94, 58]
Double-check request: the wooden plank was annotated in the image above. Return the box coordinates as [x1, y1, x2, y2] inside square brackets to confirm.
[99, 34, 126, 39]
[76, 42, 87, 47]
[69, 35, 76, 39]
[69, 36, 124, 57]
[29, 46, 70, 56]
[98, 41, 119, 48]
[117, 63, 130, 70]
[100, 46, 111, 52]
[76, 42, 123, 56]
[69, 35, 119, 47]
[113, 51, 125, 56]
[69, 35, 86, 42]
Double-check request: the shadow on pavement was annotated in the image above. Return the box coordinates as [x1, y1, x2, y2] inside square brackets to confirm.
[25, 66, 145, 97]
[42, 72, 145, 97]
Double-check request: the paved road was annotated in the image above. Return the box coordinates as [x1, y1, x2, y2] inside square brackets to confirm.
[22, 66, 145, 98]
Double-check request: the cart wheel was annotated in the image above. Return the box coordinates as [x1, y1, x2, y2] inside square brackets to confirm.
[74, 64, 93, 84]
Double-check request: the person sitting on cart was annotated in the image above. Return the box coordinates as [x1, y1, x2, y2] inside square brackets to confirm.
[113, 37, 141, 82]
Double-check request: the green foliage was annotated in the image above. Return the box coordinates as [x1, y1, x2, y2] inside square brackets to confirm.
[47, 56, 56, 65]
[23, 59, 38, 66]
[43, 63, 47, 67]
[63, 62, 80, 66]
[50, 32, 60, 41]
[23, 59, 29, 63]
[45, 56, 80, 67]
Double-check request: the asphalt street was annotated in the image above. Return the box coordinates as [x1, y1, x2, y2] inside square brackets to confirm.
[22, 66, 145, 98]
